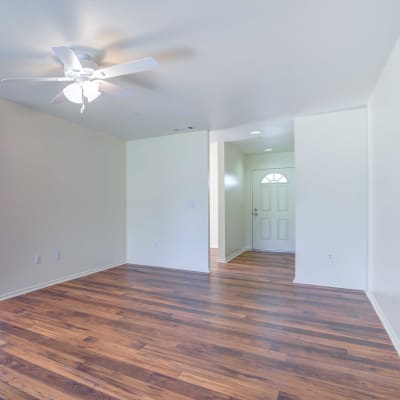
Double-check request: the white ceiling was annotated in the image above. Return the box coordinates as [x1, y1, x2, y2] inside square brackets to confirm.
[232, 135, 294, 154]
[210, 119, 294, 154]
[0, 0, 399, 140]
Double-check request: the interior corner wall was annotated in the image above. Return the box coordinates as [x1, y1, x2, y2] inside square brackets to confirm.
[295, 108, 368, 290]
[209, 141, 219, 249]
[126, 130, 209, 273]
[217, 142, 226, 262]
[0, 99, 126, 299]
[244, 152, 295, 249]
[368, 37, 400, 354]
[224, 142, 245, 261]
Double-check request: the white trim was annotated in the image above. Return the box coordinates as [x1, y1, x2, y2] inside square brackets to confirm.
[253, 249, 295, 254]
[251, 167, 295, 251]
[0, 261, 125, 301]
[126, 263, 209, 275]
[207, 130, 211, 271]
[367, 291, 400, 357]
[366, 100, 372, 294]
[221, 247, 248, 263]
[126, 260, 209, 274]
[293, 278, 365, 291]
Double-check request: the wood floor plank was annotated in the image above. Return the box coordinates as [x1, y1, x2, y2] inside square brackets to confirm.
[0, 250, 399, 399]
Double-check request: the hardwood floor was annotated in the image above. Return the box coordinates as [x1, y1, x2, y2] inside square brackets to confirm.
[0, 254, 399, 399]
[210, 249, 295, 283]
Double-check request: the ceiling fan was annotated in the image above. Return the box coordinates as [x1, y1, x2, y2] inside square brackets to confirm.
[1, 46, 159, 113]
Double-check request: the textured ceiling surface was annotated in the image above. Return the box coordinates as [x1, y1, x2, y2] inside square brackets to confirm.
[0, 0, 399, 140]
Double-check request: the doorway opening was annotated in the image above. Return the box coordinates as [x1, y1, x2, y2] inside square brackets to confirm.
[209, 122, 295, 282]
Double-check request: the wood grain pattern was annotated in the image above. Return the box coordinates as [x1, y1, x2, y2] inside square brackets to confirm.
[0, 251, 399, 399]
[210, 249, 295, 283]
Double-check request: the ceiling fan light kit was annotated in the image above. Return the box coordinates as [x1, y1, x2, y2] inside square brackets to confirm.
[1, 46, 159, 113]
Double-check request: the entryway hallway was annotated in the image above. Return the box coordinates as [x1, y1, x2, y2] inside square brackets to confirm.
[210, 250, 295, 284]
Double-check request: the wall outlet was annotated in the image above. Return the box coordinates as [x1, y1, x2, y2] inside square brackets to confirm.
[328, 253, 335, 262]
[34, 255, 41, 265]
[154, 242, 159, 248]
[56, 249, 61, 261]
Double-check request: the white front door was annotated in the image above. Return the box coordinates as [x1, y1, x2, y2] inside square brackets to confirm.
[252, 168, 295, 252]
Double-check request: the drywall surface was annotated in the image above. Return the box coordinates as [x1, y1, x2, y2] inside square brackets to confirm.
[224, 142, 245, 260]
[244, 152, 295, 248]
[0, 99, 126, 299]
[217, 142, 226, 262]
[209, 141, 219, 248]
[368, 37, 400, 354]
[126, 130, 209, 272]
[295, 108, 368, 290]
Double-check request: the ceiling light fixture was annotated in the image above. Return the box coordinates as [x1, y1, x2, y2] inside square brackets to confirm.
[264, 148, 273, 152]
[63, 81, 101, 104]
[250, 130, 262, 135]
[1, 46, 159, 114]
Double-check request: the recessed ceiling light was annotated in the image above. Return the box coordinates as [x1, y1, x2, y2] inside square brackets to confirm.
[264, 148, 273, 152]
[250, 130, 262, 135]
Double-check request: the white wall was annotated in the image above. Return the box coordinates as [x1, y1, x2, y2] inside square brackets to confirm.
[0, 99, 126, 299]
[244, 152, 295, 248]
[368, 37, 400, 354]
[223, 142, 246, 261]
[126, 130, 209, 272]
[209, 141, 219, 248]
[217, 142, 226, 261]
[295, 108, 368, 290]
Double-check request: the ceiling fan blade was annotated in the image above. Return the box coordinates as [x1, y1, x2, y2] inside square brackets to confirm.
[93, 57, 158, 79]
[52, 46, 83, 71]
[1, 77, 73, 83]
[98, 80, 133, 97]
[50, 90, 65, 104]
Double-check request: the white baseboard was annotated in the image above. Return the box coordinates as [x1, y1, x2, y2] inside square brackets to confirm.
[367, 291, 400, 357]
[293, 277, 365, 291]
[126, 260, 209, 274]
[0, 261, 126, 301]
[222, 247, 248, 263]
[253, 249, 295, 254]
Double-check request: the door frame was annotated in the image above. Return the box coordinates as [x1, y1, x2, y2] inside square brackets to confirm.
[251, 167, 295, 252]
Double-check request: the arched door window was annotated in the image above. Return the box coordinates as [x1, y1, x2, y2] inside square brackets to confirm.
[261, 172, 288, 184]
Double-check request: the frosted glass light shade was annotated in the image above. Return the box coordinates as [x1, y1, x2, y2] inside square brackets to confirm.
[63, 81, 101, 104]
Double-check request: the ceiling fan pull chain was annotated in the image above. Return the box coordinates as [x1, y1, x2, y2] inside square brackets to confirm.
[80, 85, 87, 114]
[80, 86, 84, 114]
